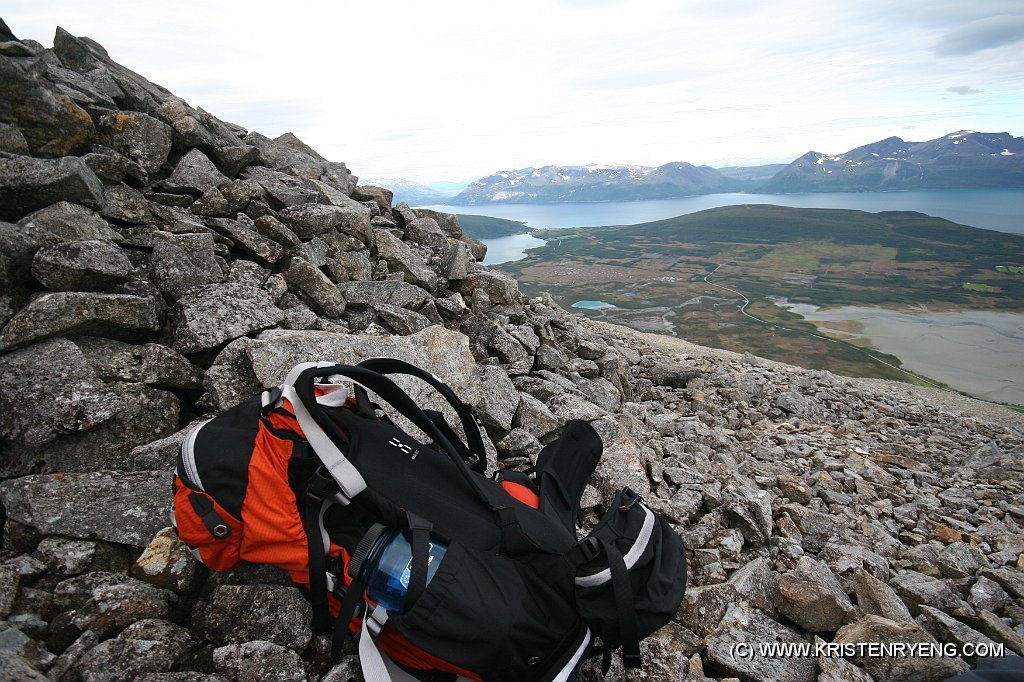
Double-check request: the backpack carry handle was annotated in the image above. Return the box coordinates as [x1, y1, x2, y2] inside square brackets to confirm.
[291, 364, 495, 509]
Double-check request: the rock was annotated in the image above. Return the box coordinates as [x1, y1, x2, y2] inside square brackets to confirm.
[917, 605, 999, 660]
[101, 183, 155, 223]
[833, 616, 969, 682]
[212, 640, 306, 682]
[851, 568, 914, 623]
[207, 215, 284, 267]
[475, 365, 520, 431]
[51, 572, 175, 644]
[375, 304, 431, 335]
[192, 584, 311, 652]
[278, 202, 370, 243]
[775, 557, 855, 632]
[968, 576, 1011, 613]
[34, 536, 97, 577]
[171, 283, 285, 353]
[722, 480, 773, 546]
[132, 527, 202, 594]
[496, 429, 542, 462]
[96, 111, 173, 175]
[978, 568, 1024, 601]
[0, 54, 94, 158]
[0, 650, 50, 681]
[352, 185, 393, 213]
[0, 623, 54, 672]
[814, 636, 874, 682]
[0, 470, 173, 547]
[0, 566, 17, 619]
[76, 337, 203, 389]
[165, 148, 229, 195]
[677, 582, 736, 637]
[514, 393, 561, 440]
[780, 504, 845, 553]
[462, 268, 520, 306]
[42, 630, 99, 682]
[336, 280, 431, 310]
[373, 229, 438, 292]
[0, 155, 105, 220]
[442, 242, 473, 281]
[936, 541, 987, 579]
[404, 217, 449, 253]
[151, 230, 225, 299]
[589, 416, 652, 499]
[284, 257, 346, 318]
[706, 605, 817, 682]
[545, 393, 607, 423]
[31, 239, 133, 291]
[74, 619, 196, 681]
[0, 290, 162, 351]
[777, 475, 812, 505]
[974, 610, 1024, 656]
[535, 342, 569, 371]
[890, 570, 966, 617]
[84, 145, 148, 185]
[650, 362, 702, 388]
[631, 621, 703, 679]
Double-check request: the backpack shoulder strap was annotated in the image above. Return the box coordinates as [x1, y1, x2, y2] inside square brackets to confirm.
[355, 358, 487, 472]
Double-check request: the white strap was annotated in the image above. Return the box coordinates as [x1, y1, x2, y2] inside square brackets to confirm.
[279, 362, 367, 503]
[358, 607, 420, 682]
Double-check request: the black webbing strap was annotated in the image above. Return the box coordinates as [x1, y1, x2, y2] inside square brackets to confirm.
[405, 512, 433, 611]
[356, 358, 487, 471]
[303, 497, 332, 635]
[603, 538, 641, 670]
[331, 574, 365, 662]
[294, 365, 495, 510]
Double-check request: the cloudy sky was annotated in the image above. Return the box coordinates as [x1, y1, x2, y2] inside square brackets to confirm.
[5, 1, 1023, 183]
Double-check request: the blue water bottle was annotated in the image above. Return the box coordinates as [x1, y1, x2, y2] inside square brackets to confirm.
[348, 524, 448, 613]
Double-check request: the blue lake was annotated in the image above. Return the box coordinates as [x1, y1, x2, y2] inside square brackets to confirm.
[422, 189, 1024, 264]
[572, 300, 615, 309]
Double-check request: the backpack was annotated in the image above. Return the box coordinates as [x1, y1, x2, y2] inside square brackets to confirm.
[170, 358, 687, 681]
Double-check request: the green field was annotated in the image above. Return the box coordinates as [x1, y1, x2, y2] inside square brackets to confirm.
[497, 204, 1024, 384]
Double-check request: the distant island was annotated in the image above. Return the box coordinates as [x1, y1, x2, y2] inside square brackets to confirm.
[497, 204, 1024, 388]
[429, 131, 1023, 205]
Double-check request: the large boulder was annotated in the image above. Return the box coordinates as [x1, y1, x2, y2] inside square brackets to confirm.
[95, 111, 173, 176]
[706, 605, 818, 682]
[0, 155, 104, 220]
[191, 585, 312, 652]
[170, 283, 285, 354]
[30, 239, 134, 291]
[834, 616, 969, 682]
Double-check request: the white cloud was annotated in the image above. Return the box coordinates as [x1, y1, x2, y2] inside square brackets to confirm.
[3, 0, 1022, 182]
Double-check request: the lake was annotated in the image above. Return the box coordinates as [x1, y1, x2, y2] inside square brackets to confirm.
[774, 303, 1024, 405]
[422, 188, 1024, 264]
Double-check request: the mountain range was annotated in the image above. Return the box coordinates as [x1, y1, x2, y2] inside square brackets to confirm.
[407, 131, 1023, 205]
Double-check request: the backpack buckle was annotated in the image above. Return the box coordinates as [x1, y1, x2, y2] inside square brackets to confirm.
[306, 466, 347, 504]
[618, 488, 640, 511]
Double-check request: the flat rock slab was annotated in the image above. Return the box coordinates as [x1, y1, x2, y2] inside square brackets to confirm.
[171, 283, 285, 354]
[0, 470, 172, 547]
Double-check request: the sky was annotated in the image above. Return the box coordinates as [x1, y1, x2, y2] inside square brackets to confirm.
[4, 1, 1024, 184]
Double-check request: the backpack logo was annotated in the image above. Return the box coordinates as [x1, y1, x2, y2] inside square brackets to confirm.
[389, 437, 419, 460]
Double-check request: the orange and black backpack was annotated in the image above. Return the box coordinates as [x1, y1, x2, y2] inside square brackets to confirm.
[171, 358, 687, 681]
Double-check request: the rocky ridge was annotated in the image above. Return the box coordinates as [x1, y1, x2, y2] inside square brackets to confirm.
[0, 18, 1022, 682]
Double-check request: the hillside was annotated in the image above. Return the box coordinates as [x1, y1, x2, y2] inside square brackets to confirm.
[760, 131, 1024, 192]
[451, 162, 744, 204]
[0, 18, 1022, 682]
[499, 204, 1024, 383]
[454, 213, 530, 238]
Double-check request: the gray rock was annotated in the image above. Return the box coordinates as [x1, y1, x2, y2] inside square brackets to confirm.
[722, 480, 774, 546]
[166, 149, 229, 195]
[151, 231, 224, 299]
[936, 541, 988, 579]
[284, 257, 346, 318]
[373, 229, 437, 292]
[442, 241, 473, 281]
[190, 180, 255, 218]
[101, 183, 155, 224]
[15, 201, 122, 246]
[96, 111, 173, 175]
[968, 576, 1012, 613]
[352, 185, 393, 213]
[776, 557, 855, 632]
[0, 155, 105, 221]
[706, 605, 817, 682]
[780, 503, 845, 553]
[650, 361, 702, 388]
[200, 337, 263, 412]
[677, 582, 737, 637]
[727, 556, 779, 616]
[0, 566, 17, 620]
[890, 570, 966, 617]
[31, 239, 133, 291]
[171, 283, 285, 353]
[76, 337, 203, 389]
[207, 215, 284, 267]
[514, 393, 561, 440]
[336, 280, 431, 310]
[84, 144, 149, 184]
[462, 268, 521, 306]
[545, 393, 607, 423]
[404, 217, 449, 253]
[486, 325, 530, 364]
[814, 635, 874, 682]
[375, 304, 431, 335]
[0, 623, 54, 672]
[0, 291, 161, 351]
[0, 470, 173, 547]
[496, 428, 542, 462]
[51, 572, 175, 644]
[834, 616, 969, 682]
[974, 610, 1024, 656]
[42, 630, 100, 682]
[34, 536, 97, 577]
[474, 365, 520, 431]
[851, 568, 914, 623]
[192, 584, 312, 652]
[589, 416, 652, 499]
[279, 202, 370, 243]
[74, 619, 196, 682]
[132, 527, 202, 594]
[240, 166, 320, 208]
[212, 640, 306, 682]
[535, 342, 569, 371]
[917, 605, 998, 660]
[978, 568, 1024, 601]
